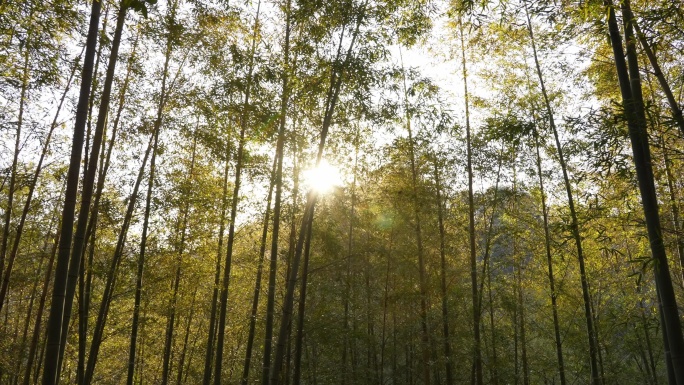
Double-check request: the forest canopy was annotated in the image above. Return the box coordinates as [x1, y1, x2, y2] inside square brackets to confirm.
[1, 0, 684, 384]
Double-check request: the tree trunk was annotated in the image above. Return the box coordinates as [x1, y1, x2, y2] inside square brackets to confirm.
[606, 1, 684, 382]
[81, 31, 138, 385]
[269, 8, 365, 383]
[458, 17, 482, 385]
[53, 3, 129, 379]
[0, 46, 81, 313]
[531, 123, 567, 385]
[83, 4, 110, 181]
[660, 135, 684, 285]
[342, 131, 359, 385]
[524, 3, 601, 383]
[475, 149, 503, 385]
[292, 223, 313, 384]
[379, 228, 394, 385]
[175, 288, 198, 385]
[0, 14, 32, 288]
[241, 158, 277, 385]
[42, 1, 101, 382]
[398, 48, 432, 385]
[632, 21, 684, 135]
[213, 3, 262, 383]
[126, 5, 176, 379]
[432, 158, 454, 385]
[14, 226, 56, 385]
[83, 132, 155, 384]
[202, 156, 230, 385]
[162, 133, 198, 385]
[23, 227, 59, 385]
[126, 127, 161, 385]
[260, 1, 291, 382]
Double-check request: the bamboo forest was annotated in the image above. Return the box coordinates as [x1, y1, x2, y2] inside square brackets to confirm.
[4, 0, 684, 384]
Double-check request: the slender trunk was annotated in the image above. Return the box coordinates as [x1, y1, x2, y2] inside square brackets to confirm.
[514, 285, 519, 385]
[656, 278, 677, 384]
[15, 234, 53, 383]
[379, 228, 393, 385]
[136, 299, 148, 385]
[34, 329, 47, 384]
[214, 3, 262, 383]
[365, 250, 379, 385]
[485, 235, 498, 385]
[632, 21, 684, 135]
[126, 128, 161, 385]
[202, 156, 230, 385]
[42, 1, 101, 382]
[524, 3, 600, 383]
[660, 136, 684, 284]
[241, 158, 277, 385]
[478, 150, 504, 385]
[634, 262, 659, 385]
[11, 226, 55, 385]
[84, 4, 110, 180]
[24, 227, 59, 385]
[162, 133, 198, 385]
[518, 272, 529, 385]
[83, 132, 154, 384]
[0, 47, 82, 313]
[260, 1, 291, 382]
[53, 3, 129, 379]
[0, 17, 31, 287]
[282, 134, 300, 385]
[643, 65, 684, 287]
[182, 317, 204, 385]
[532, 124, 567, 385]
[270, 7, 365, 382]
[607, 1, 684, 381]
[292, 223, 314, 385]
[175, 288, 198, 385]
[342, 132, 359, 385]
[80, 32, 140, 381]
[513, 179, 529, 385]
[432, 158, 453, 385]
[458, 17, 482, 385]
[145, 4, 181, 382]
[398, 49, 431, 385]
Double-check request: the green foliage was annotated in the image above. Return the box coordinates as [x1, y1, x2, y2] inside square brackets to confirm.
[1, 0, 683, 384]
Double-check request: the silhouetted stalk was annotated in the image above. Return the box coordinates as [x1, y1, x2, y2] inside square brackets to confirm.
[342, 131, 359, 385]
[606, 1, 684, 381]
[126, 126, 161, 385]
[84, 131, 155, 384]
[0, 11, 32, 287]
[458, 16, 482, 385]
[56, 2, 130, 378]
[162, 133, 197, 385]
[531, 122, 567, 385]
[42, 1, 101, 382]
[292, 223, 313, 384]
[241, 158, 276, 384]
[202, 154, 230, 385]
[433, 157, 453, 385]
[399, 49, 431, 385]
[260, 0, 291, 381]
[269, 6, 366, 383]
[214, 3, 262, 382]
[0, 47, 82, 314]
[524, 3, 600, 382]
[632, 21, 684, 135]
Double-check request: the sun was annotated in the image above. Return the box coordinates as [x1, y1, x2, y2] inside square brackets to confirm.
[303, 159, 343, 194]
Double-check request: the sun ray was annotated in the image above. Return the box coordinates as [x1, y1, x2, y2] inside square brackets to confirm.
[302, 159, 342, 194]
